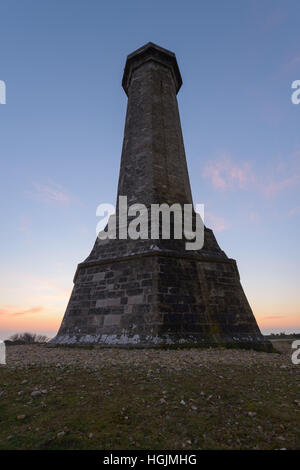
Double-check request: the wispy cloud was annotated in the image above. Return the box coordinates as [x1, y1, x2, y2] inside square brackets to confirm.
[261, 150, 300, 198]
[203, 151, 300, 198]
[0, 305, 44, 317]
[262, 175, 300, 198]
[251, 2, 286, 32]
[27, 181, 70, 205]
[288, 206, 300, 217]
[276, 53, 300, 80]
[205, 212, 228, 232]
[262, 7, 286, 31]
[203, 154, 254, 191]
[17, 214, 31, 233]
[285, 55, 300, 72]
[248, 209, 260, 224]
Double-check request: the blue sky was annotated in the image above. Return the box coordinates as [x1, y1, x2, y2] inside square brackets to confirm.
[0, 0, 299, 339]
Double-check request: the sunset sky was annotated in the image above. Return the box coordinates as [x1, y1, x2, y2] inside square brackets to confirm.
[0, 0, 299, 340]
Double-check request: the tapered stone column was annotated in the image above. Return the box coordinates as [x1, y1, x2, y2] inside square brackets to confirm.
[51, 43, 271, 351]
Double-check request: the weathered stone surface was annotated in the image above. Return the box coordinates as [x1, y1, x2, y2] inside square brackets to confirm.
[51, 43, 270, 351]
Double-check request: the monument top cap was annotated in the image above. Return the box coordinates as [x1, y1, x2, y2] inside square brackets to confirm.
[122, 42, 182, 95]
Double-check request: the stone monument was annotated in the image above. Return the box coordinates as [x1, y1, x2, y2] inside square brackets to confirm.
[51, 42, 271, 351]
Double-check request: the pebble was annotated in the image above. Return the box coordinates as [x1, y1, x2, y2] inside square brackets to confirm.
[17, 415, 26, 420]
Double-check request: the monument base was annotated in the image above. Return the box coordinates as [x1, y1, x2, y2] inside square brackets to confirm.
[50, 334, 272, 352]
[51, 250, 272, 352]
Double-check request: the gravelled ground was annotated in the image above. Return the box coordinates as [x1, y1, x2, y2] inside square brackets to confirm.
[3, 343, 288, 368]
[0, 341, 299, 450]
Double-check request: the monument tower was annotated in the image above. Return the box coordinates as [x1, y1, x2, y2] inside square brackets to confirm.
[52, 43, 270, 350]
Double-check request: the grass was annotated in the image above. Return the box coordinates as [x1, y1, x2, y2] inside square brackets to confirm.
[0, 341, 299, 450]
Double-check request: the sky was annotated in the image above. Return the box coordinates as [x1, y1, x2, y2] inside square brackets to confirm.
[0, 0, 299, 340]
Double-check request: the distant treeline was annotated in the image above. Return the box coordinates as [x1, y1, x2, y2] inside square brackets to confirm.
[264, 332, 300, 339]
[4, 332, 49, 345]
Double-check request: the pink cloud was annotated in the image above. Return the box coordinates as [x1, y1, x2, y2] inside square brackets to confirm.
[263, 7, 286, 31]
[17, 214, 31, 233]
[27, 181, 70, 204]
[203, 152, 300, 199]
[248, 210, 260, 223]
[0, 305, 44, 317]
[203, 155, 253, 191]
[261, 175, 300, 198]
[288, 206, 300, 217]
[278, 55, 300, 78]
[286, 55, 300, 71]
[205, 212, 228, 232]
[204, 165, 227, 190]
